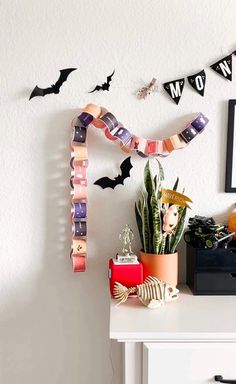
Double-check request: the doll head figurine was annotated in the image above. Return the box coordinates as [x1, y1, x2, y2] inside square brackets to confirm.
[162, 205, 179, 234]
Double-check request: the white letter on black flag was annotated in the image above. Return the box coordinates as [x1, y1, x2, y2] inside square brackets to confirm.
[210, 54, 232, 81]
[187, 70, 206, 96]
[163, 78, 185, 105]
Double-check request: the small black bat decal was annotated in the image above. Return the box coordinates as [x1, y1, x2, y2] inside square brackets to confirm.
[89, 69, 115, 93]
[29, 68, 77, 100]
[94, 156, 133, 190]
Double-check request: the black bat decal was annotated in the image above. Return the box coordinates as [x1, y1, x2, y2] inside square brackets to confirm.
[29, 68, 77, 100]
[89, 70, 115, 93]
[94, 156, 133, 190]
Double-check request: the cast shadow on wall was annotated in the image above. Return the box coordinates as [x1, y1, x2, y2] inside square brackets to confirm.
[0, 110, 121, 384]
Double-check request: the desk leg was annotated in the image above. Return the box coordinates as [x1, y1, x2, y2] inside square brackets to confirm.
[123, 342, 142, 384]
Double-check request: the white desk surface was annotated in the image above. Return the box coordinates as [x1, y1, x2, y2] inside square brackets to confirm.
[110, 285, 236, 342]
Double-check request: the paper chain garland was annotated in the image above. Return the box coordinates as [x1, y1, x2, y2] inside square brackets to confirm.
[70, 104, 209, 271]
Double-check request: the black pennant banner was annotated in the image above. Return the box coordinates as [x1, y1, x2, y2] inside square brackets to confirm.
[163, 78, 185, 105]
[210, 54, 232, 81]
[187, 69, 206, 96]
[152, 48, 236, 105]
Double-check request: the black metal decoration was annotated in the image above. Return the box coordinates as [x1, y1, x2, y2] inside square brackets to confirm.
[225, 100, 236, 192]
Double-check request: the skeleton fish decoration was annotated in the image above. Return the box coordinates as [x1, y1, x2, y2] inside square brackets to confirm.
[113, 276, 179, 309]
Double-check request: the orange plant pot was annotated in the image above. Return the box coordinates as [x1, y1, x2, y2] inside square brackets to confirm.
[139, 251, 178, 287]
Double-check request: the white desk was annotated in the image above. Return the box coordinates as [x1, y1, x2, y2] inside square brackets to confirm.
[110, 285, 236, 384]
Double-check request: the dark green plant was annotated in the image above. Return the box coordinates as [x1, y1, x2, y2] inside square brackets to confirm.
[135, 160, 187, 254]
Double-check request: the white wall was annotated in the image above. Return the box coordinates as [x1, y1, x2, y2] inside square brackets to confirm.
[1, 1, 236, 383]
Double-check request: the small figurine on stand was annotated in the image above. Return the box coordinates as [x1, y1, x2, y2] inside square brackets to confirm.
[108, 224, 143, 296]
[119, 224, 134, 255]
[116, 224, 138, 263]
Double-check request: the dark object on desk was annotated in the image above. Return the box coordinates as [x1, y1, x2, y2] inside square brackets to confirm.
[184, 215, 234, 250]
[186, 243, 236, 295]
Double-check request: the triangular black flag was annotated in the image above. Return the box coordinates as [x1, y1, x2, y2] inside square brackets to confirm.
[210, 54, 232, 81]
[163, 78, 185, 105]
[187, 70, 206, 97]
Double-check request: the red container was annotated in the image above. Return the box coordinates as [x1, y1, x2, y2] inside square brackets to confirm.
[108, 258, 143, 297]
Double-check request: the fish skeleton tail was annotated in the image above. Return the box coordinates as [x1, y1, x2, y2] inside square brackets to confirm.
[113, 282, 136, 305]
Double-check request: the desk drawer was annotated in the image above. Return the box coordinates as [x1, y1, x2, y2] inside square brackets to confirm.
[143, 343, 236, 384]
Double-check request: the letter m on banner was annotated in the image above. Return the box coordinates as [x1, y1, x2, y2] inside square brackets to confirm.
[163, 78, 185, 104]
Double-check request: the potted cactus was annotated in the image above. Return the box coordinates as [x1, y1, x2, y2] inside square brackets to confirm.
[135, 160, 190, 286]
